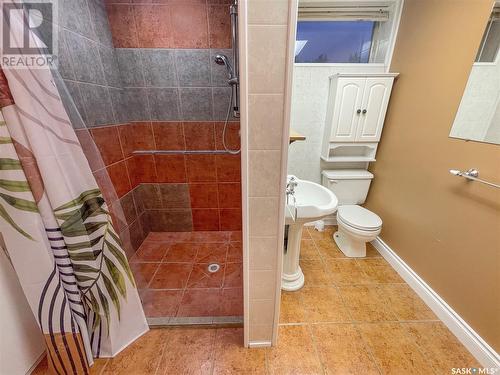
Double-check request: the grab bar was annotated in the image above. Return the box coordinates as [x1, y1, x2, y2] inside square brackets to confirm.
[133, 150, 235, 156]
[449, 168, 500, 189]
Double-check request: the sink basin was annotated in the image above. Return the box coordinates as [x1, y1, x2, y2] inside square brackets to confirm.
[282, 176, 338, 291]
[285, 176, 338, 224]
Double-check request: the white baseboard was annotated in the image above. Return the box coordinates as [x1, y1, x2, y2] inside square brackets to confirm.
[248, 341, 272, 348]
[371, 237, 500, 369]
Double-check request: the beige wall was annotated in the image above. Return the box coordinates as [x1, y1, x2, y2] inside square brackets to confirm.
[243, 0, 294, 345]
[365, 0, 500, 351]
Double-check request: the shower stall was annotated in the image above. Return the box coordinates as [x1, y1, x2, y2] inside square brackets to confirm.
[52, 0, 242, 325]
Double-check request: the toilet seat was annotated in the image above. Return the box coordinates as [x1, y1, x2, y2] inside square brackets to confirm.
[337, 205, 382, 231]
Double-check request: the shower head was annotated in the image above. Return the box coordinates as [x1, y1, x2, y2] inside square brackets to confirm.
[215, 54, 237, 84]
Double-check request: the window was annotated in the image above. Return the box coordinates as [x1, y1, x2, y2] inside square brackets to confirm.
[296, 21, 376, 63]
[295, 5, 394, 64]
[475, 7, 500, 63]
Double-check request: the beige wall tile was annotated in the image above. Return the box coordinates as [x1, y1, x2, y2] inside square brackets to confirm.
[249, 324, 274, 342]
[249, 299, 275, 325]
[248, 25, 287, 94]
[249, 150, 282, 197]
[249, 269, 276, 300]
[249, 236, 278, 270]
[248, 0, 289, 25]
[249, 197, 279, 236]
[248, 94, 284, 150]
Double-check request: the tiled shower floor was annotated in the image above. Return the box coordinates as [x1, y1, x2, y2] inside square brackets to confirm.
[130, 231, 243, 324]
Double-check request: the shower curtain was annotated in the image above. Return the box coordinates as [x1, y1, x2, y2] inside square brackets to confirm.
[0, 7, 148, 375]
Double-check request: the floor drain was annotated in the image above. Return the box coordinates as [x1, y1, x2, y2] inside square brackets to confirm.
[207, 263, 220, 273]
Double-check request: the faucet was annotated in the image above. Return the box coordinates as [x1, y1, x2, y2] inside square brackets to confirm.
[286, 176, 298, 197]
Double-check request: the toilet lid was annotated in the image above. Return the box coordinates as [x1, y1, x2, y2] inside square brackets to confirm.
[338, 205, 382, 231]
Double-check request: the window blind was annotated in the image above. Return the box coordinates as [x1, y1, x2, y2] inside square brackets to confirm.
[298, 6, 390, 22]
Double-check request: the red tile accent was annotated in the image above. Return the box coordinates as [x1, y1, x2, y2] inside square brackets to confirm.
[133, 5, 175, 48]
[155, 155, 187, 183]
[227, 242, 242, 262]
[169, 0, 207, 4]
[171, 4, 209, 48]
[106, 4, 139, 48]
[147, 232, 192, 242]
[187, 263, 225, 288]
[164, 243, 198, 263]
[215, 122, 240, 151]
[75, 129, 105, 172]
[93, 168, 119, 204]
[207, 0, 233, 4]
[223, 262, 242, 287]
[215, 154, 241, 182]
[208, 5, 231, 49]
[183, 122, 215, 150]
[230, 231, 242, 242]
[127, 155, 157, 187]
[130, 241, 170, 262]
[107, 160, 132, 198]
[149, 263, 193, 289]
[186, 154, 216, 182]
[90, 126, 124, 166]
[130, 263, 160, 289]
[217, 183, 241, 208]
[189, 183, 218, 208]
[219, 288, 243, 316]
[219, 209, 242, 231]
[186, 231, 230, 243]
[195, 243, 227, 263]
[140, 289, 183, 318]
[153, 122, 185, 151]
[177, 289, 220, 317]
[192, 209, 220, 231]
[119, 122, 155, 157]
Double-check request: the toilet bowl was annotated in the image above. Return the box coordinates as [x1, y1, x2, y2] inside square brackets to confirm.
[334, 205, 382, 257]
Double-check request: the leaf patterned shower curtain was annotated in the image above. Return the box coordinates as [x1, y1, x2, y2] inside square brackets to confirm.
[0, 6, 148, 375]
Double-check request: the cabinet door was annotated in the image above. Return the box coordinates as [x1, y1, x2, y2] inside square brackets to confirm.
[329, 78, 365, 142]
[356, 77, 394, 142]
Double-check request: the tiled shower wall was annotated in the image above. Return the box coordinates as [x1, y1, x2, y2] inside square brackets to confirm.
[50, 0, 241, 255]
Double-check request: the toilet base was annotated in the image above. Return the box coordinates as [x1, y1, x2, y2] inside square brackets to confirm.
[334, 230, 367, 258]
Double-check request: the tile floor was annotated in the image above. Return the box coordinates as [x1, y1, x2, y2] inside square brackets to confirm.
[34, 226, 480, 374]
[130, 231, 243, 319]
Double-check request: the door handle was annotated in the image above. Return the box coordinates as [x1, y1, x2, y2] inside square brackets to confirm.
[362, 109, 367, 114]
[357, 109, 361, 114]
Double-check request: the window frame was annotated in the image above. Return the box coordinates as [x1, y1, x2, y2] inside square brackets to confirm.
[474, 4, 500, 65]
[294, 0, 403, 68]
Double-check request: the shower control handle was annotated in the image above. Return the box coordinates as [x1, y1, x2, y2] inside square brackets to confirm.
[362, 109, 367, 114]
[356, 109, 361, 114]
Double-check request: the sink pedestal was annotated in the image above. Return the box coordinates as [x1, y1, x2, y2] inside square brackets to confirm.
[282, 223, 305, 291]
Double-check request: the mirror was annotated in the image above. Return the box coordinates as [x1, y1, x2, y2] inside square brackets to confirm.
[449, 4, 500, 145]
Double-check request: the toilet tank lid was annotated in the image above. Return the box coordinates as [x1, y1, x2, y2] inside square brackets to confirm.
[322, 170, 374, 180]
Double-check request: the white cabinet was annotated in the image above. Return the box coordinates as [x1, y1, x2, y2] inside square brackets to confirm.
[327, 78, 365, 142]
[322, 73, 397, 161]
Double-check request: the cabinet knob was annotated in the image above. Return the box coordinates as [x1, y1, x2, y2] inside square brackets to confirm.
[362, 109, 367, 114]
[357, 109, 361, 114]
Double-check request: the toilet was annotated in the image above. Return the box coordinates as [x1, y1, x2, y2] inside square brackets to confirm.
[322, 170, 382, 257]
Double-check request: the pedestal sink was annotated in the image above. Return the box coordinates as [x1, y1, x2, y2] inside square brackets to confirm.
[282, 176, 338, 291]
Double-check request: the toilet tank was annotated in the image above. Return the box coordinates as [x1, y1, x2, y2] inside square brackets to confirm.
[322, 170, 374, 205]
